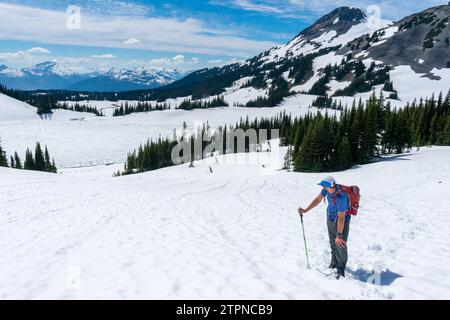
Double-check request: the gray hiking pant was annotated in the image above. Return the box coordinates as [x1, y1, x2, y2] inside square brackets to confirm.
[327, 217, 350, 271]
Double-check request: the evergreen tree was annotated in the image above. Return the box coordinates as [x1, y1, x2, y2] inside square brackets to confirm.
[361, 94, 381, 162]
[36, 94, 54, 115]
[14, 152, 22, 169]
[284, 146, 294, 171]
[294, 123, 316, 172]
[294, 114, 331, 172]
[34, 143, 46, 171]
[293, 119, 306, 153]
[0, 139, 7, 167]
[337, 136, 352, 170]
[44, 146, 52, 171]
[24, 148, 35, 170]
[442, 116, 450, 145]
[382, 107, 396, 154]
[383, 81, 395, 92]
[50, 159, 57, 173]
[394, 110, 412, 153]
[349, 102, 364, 163]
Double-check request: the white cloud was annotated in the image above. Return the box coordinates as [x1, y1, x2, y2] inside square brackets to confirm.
[208, 59, 223, 64]
[172, 54, 186, 63]
[207, 57, 243, 66]
[148, 55, 200, 68]
[0, 47, 50, 62]
[149, 57, 172, 66]
[0, 50, 29, 61]
[26, 47, 50, 54]
[0, 3, 277, 57]
[232, 0, 282, 13]
[225, 57, 244, 65]
[124, 38, 141, 45]
[90, 54, 116, 59]
[211, 0, 447, 21]
[83, 0, 153, 17]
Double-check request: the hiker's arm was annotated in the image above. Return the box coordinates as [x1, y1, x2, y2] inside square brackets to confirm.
[298, 194, 324, 215]
[337, 211, 346, 234]
[335, 211, 347, 248]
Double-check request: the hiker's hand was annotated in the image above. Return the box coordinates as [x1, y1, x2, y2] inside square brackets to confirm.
[335, 237, 346, 248]
[298, 208, 307, 216]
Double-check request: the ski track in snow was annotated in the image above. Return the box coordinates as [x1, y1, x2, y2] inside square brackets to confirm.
[1, 147, 450, 299]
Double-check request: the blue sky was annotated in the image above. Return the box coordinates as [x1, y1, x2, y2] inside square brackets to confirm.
[0, 0, 447, 72]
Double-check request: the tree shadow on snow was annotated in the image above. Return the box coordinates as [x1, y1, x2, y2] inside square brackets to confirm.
[347, 154, 413, 170]
[371, 153, 414, 163]
[347, 268, 402, 286]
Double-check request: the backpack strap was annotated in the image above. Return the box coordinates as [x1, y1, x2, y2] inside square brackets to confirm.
[322, 187, 328, 204]
[332, 185, 352, 213]
[332, 185, 342, 205]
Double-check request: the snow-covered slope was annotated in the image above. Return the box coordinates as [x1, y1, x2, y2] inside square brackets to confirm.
[389, 66, 450, 101]
[0, 93, 37, 121]
[0, 93, 100, 123]
[262, 7, 389, 64]
[1, 147, 449, 299]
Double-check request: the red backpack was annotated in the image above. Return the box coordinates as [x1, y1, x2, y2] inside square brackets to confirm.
[332, 185, 361, 216]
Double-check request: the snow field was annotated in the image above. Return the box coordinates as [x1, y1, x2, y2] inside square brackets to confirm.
[1, 147, 449, 299]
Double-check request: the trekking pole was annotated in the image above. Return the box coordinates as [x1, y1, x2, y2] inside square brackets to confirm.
[300, 214, 311, 269]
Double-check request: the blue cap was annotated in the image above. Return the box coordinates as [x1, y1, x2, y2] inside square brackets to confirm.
[318, 176, 336, 188]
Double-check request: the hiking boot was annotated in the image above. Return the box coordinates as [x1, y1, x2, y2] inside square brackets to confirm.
[329, 262, 337, 269]
[336, 268, 345, 280]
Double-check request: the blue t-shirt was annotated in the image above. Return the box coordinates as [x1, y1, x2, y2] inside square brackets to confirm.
[321, 185, 351, 222]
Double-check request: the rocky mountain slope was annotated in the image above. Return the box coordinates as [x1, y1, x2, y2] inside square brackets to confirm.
[145, 5, 449, 104]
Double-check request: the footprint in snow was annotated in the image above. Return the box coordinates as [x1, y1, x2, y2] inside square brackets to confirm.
[368, 244, 383, 252]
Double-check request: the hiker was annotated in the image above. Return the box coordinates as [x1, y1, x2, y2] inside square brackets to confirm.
[298, 176, 351, 279]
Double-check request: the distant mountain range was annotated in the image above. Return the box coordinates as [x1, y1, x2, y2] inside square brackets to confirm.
[0, 61, 188, 92]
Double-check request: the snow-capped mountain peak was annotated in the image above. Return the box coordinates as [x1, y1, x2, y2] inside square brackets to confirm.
[99, 67, 186, 87]
[0, 64, 25, 78]
[259, 7, 382, 65]
[0, 62, 188, 91]
[22, 61, 77, 77]
[299, 7, 367, 39]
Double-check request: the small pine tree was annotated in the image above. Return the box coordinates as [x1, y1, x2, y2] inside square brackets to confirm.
[337, 137, 352, 170]
[36, 94, 54, 115]
[14, 152, 22, 169]
[50, 159, 57, 173]
[294, 117, 323, 172]
[24, 148, 35, 170]
[34, 143, 46, 171]
[361, 95, 380, 162]
[0, 139, 8, 167]
[284, 146, 293, 172]
[442, 116, 450, 145]
[44, 146, 52, 171]
[383, 81, 395, 92]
